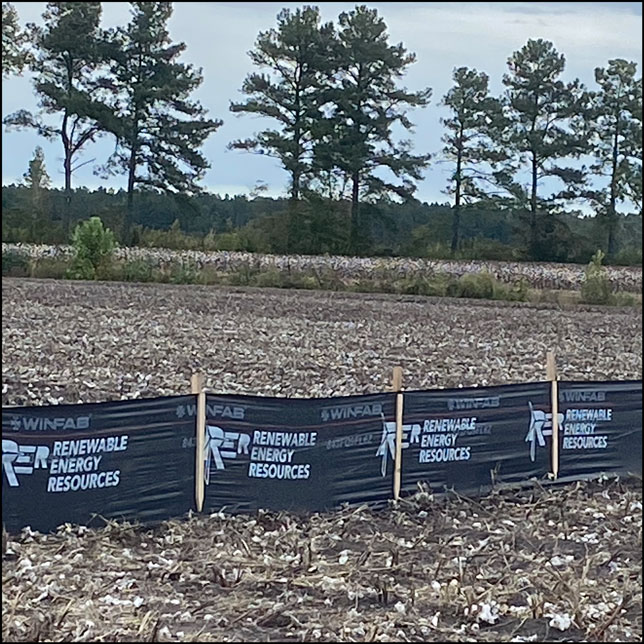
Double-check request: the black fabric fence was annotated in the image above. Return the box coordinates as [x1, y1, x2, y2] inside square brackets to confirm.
[2, 396, 196, 533]
[400, 382, 553, 497]
[556, 380, 642, 482]
[2, 379, 641, 533]
[200, 393, 396, 514]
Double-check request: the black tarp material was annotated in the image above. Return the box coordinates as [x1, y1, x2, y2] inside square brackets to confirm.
[2, 395, 196, 533]
[401, 382, 553, 497]
[200, 393, 396, 514]
[556, 380, 642, 480]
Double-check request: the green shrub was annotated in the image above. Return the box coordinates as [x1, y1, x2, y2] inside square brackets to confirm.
[169, 260, 199, 284]
[121, 259, 156, 283]
[610, 291, 639, 306]
[2, 250, 30, 276]
[452, 272, 496, 299]
[581, 250, 611, 304]
[489, 278, 529, 302]
[422, 275, 451, 297]
[394, 277, 425, 295]
[289, 275, 318, 290]
[348, 279, 386, 294]
[314, 268, 346, 291]
[227, 264, 261, 286]
[197, 265, 224, 285]
[254, 270, 286, 288]
[509, 278, 529, 302]
[29, 258, 69, 279]
[211, 231, 246, 252]
[65, 257, 96, 280]
[394, 276, 450, 297]
[68, 217, 117, 280]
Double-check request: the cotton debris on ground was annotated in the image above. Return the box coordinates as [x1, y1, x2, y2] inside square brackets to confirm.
[2, 478, 641, 642]
[1, 278, 642, 642]
[1, 278, 641, 406]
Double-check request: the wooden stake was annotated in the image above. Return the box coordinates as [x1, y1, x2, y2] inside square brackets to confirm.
[546, 352, 559, 480]
[191, 373, 206, 512]
[392, 366, 404, 501]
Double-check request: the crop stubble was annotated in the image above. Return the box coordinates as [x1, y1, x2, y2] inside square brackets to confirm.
[1, 278, 642, 642]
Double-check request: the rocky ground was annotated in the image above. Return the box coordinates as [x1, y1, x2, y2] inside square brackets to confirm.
[2, 278, 642, 642]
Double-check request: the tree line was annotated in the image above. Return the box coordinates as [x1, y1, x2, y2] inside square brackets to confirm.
[2, 2, 642, 262]
[3, 184, 642, 265]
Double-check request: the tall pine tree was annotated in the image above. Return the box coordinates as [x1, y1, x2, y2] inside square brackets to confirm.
[313, 5, 431, 255]
[230, 6, 334, 201]
[3, 2, 112, 230]
[99, 2, 222, 242]
[441, 67, 508, 253]
[501, 39, 590, 260]
[586, 59, 642, 257]
[229, 6, 335, 252]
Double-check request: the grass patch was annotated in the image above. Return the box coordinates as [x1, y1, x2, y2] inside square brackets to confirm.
[3, 249, 640, 307]
[31, 257, 70, 279]
[2, 250, 31, 277]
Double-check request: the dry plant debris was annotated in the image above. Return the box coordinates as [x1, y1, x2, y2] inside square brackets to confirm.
[2, 477, 641, 642]
[2, 278, 642, 642]
[1, 278, 641, 407]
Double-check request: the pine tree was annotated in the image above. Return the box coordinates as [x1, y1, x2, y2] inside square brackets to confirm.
[229, 6, 335, 252]
[313, 5, 432, 255]
[230, 6, 335, 201]
[3, 2, 113, 232]
[441, 67, 509, 253]
[2, 2, 29, 77]
[586, 59, 642, 257]
[99, 2, 222, 243]
[22, 146, 51, 238]
[501, 39, 590, 260]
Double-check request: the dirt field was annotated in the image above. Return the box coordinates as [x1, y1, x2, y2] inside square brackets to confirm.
[2, 278, 642, 642]
[1, 278, 642, 406]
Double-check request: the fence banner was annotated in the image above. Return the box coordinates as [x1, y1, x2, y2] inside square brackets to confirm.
[400, 382, 552, 497]
[201, 392, 396, 514]
[557, 380, 642, 480]
[2, 395, 196, 533]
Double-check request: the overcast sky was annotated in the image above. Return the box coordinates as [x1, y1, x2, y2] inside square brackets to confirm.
[2, 1, 642, 204]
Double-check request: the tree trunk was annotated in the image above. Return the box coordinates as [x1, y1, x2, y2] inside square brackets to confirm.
[451, 135, 463, 254]
[285, 200, 298, 255]
[350, 172, 360, 255]
[530, 151, 538, 257]
[287, 65, 303, 254]
[125, 146, 137, 246]
[62, 110, 72, 237]
[63, 155, 72, 236]
[607, 122, 620, 259]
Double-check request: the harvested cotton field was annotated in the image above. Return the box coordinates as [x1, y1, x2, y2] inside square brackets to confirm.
[1, 278, 641, 406]
[2, 278, 642, 642]
[2, 478, 642, 642]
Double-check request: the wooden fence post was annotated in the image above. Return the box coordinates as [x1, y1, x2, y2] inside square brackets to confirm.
[392, 366, 404, 501]
[546, 352, 559, 480]
[191, 373, 206, 512]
